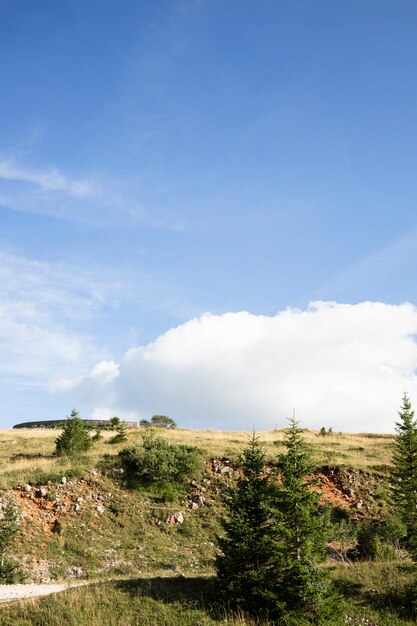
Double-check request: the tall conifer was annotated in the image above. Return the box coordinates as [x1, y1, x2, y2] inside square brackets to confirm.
[216, 433, 283, 617]
[272, 415, 334, 622]
[216, 423, 337, 624]
[391, 393, 417, 558]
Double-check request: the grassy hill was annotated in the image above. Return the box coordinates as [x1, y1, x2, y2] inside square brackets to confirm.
[0, 425, 414, 625]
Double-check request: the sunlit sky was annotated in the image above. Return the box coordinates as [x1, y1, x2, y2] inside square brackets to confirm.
[2, 1, 417, 431]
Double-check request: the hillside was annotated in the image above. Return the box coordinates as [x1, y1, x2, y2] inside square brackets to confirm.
[0, 426, 414, 625]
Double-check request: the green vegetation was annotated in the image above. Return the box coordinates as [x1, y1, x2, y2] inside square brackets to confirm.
[1, 398, 417, 624]
[391, 392, 417, 558]
[0, 498, 23, 582]
[140, 415, 177, 429]
[217, 422, 337, 624]
[108, 417, 128, 444]
[272, 417, 336, 623]
[55, 409, 92, 457]
[216, 433, 278, 617]
[119, 430, 203, 498]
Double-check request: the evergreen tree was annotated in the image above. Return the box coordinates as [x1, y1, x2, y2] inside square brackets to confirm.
[55, 408, 92, 457]
[216, 423, 337, 624]
[391, 393, 417, 558]
[216, 433, 283, 618]
[109, 420, 128, 444]
[272, 415, 334, 622]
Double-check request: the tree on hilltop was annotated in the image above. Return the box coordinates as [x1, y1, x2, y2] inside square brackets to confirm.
[140, 415, 177, 429]
[55, 408, 92, 457]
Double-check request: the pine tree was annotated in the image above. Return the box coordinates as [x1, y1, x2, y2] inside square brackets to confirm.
[391, 393, 417, 558]
[109, 420, 128, 444]
[55, 408, 92, 457]
[216, 423, 337, 624]
[272, 415, 335, 622]
[216, 433, 283, 618]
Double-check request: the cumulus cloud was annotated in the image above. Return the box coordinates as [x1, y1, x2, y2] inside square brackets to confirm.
[65, 301, 417, 432]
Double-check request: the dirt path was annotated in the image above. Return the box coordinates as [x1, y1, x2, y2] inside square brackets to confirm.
[0, 583, 72, 602]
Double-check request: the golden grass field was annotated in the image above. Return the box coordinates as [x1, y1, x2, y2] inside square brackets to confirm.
[0, 425, 394, 490]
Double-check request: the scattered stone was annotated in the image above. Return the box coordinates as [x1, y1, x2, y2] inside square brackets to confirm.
[68, 566, 84, 578]
[96, 505, 105, 514]
[166, 511, 184, 525]
[24, 484, 32, 492]
[191, 502, 199, 510]
[61, 477, 67, 485]
[74, 503, 80, 512]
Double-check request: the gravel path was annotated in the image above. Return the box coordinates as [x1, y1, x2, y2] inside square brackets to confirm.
[0, 584, 70, 602]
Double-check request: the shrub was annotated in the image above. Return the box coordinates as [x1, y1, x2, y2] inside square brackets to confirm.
[0, 499, 23, 582]
[119, 431, 203, 495]
[55, 409, 92, 457]
[354, 515, 406, 560]
[92, 429, 103, 442]
[0, 499, 19, 564]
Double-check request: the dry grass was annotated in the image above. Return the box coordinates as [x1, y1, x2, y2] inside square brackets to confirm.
[0, 426, 395, 490]
[149, 427, 394, 471]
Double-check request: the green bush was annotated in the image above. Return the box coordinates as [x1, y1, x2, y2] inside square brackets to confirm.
[119, 431, 203, 495]
[0, 559, 26, 583]
[354, 515, 406, 560]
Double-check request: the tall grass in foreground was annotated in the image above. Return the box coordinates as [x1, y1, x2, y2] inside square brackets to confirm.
[1, 565, 416, 626]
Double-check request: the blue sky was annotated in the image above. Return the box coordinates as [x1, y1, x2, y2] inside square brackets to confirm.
[2, 1, 417, 431]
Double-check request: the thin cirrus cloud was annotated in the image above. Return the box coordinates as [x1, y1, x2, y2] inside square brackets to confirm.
[0, 158, 144, 225]
[63, 301, 417, 433]
[0, 158, 186, 229]
[0, 250, 117, 384]
[0, 160, 95, 197]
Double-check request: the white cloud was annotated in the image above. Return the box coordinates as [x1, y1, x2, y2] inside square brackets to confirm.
[65, 301, 417, 433]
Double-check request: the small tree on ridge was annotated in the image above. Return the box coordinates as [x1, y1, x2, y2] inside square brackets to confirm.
[55, 408, 92, 457]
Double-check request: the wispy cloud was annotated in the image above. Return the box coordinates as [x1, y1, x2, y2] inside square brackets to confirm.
[0, 156, 187, 230]
[0, 250, 120, 386]
[0, 160, 95, 197]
